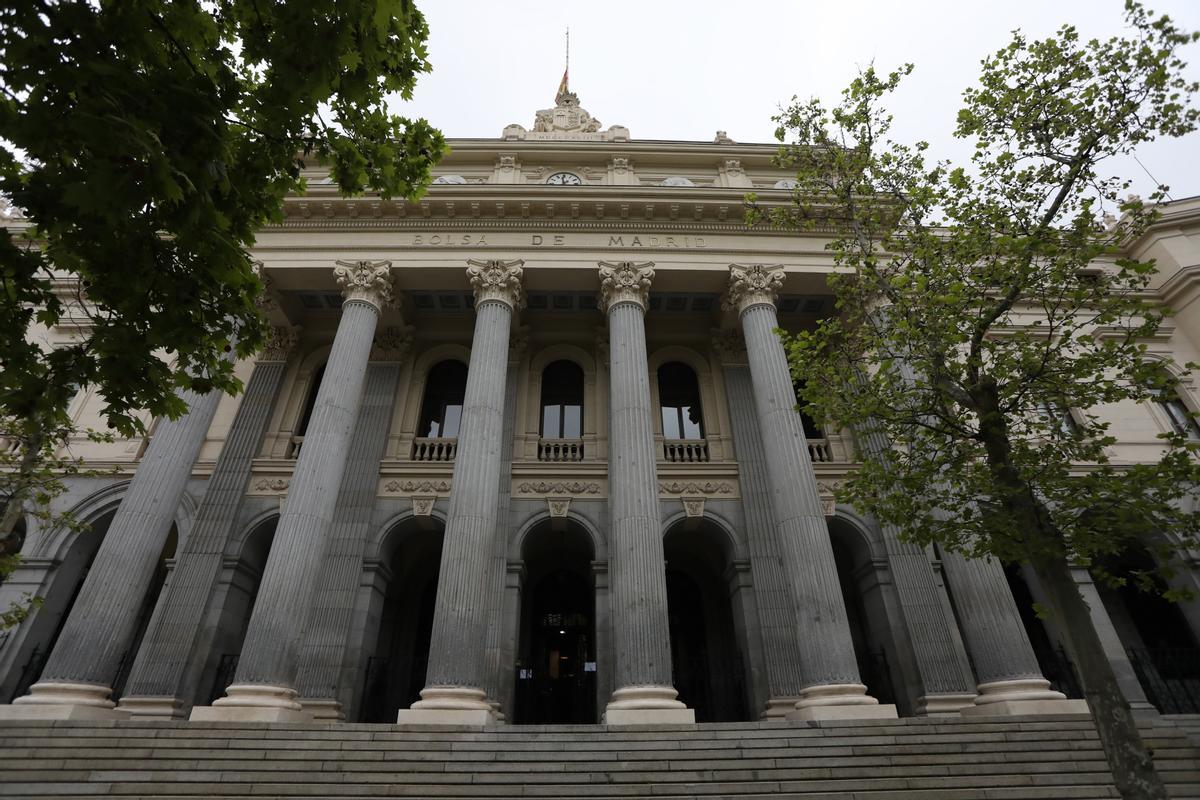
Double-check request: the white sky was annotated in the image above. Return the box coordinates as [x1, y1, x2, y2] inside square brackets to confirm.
[392, 0, 1200, 202]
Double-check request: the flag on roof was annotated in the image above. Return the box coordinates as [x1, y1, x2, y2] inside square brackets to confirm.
[555, 68, 569, 105]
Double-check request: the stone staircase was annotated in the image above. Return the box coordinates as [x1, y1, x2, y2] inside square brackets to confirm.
[1, 715, 1198, 799]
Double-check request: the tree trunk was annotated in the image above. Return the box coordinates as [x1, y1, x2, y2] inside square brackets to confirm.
[1031, 552, 1167, 800]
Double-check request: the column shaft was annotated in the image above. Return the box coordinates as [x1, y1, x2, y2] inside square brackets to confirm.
[722, 365, 807, 714]
[295, 360, 402, 717]
[411, 300, 513, 707]
[740, 304, 864, 690]
[119, 358, 288, 717]
[20, 385, 222, 710]
[607, 302, 674, 691]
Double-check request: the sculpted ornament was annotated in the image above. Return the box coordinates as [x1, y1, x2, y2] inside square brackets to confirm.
[710, 328, 748, 365]
[598, 261, 655, 312]
[371, 326, 413, 362]
[334, 260, 395, 310]
[251, 261, 280, 313]
[723, 264, 786, 314]
[467, 259, 525, 309]
[259, 325, 300, 362]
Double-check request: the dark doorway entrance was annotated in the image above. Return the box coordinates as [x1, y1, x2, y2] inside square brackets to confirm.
[359, 521, 443, 722]
[663, 521, 750, 722]
[514, 522, 596, 724]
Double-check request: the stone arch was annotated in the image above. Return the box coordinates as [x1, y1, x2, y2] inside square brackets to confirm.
[510, 509, 607, 562]
[660, 507, 747, 562]
[367, 506, 449, 563]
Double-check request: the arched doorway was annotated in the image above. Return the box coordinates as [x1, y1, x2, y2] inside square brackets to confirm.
[513, 520, 596, 724]
[358, 518, 443, 722]
[1095, 545, 1200, 713]
[200, 515, 277, 705]
[663, 520, 750, 722]
[828, 519, 900, 707]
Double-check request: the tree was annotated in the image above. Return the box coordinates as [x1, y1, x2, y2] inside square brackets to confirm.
[0, 0, 446, 557]
[750, 4, 1199, 798]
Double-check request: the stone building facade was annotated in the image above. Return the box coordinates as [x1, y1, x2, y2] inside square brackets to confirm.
[1, 93, 1199, 725]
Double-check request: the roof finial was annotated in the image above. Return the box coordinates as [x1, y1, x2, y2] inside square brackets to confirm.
[556, 27, 570, 105]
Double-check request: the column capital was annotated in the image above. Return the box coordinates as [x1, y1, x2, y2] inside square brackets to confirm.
[598, 261, 655, 312]
[467, 259, 525, 310]
[258, 325, 301, 363]
[334, 260, 396, 311]
[710, 328, 748, 366]
[251, 261, 281, 313]
[723, 263, 786, 315]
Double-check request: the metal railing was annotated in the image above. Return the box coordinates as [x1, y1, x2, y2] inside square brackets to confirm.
[1128, 647, 1200, 714]
[538, 438, 584, 462]
[663, 439, 709, 463]
[412, 437, 457, 462]
[206, 654, 240, 705]
[1029, 646, 1084, 699]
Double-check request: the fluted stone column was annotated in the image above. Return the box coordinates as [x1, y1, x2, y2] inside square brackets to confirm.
[191, 260, 394, 722]
[850, 411, 978, 715]
[295, 329, 409, 719]
[941, 551, 1086, 715]
[116, 328, 297, 719]
[715, 340, 807, 717]
[3, 384, 225, 719]
[397, 260, 524, 726]
[725, 264, 895, 721]
[598, 262, 693, 725]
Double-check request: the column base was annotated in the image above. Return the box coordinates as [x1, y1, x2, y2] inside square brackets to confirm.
[117, 696, 187, 720]
[0, 682, 129, 720]
[761, 696, 803, 719]
[603, 685, 696, 725]
[396, 686, 499, 726]
[299, 698, 344, 721]
[916, 692, 978, 716]
[787, 683, 898, 721]
[190, 683, 313, 723]
[960, 678, 1088, 716]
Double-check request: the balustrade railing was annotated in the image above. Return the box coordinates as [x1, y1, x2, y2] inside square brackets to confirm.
[288, 435, 305, 459]
[807, 438, 833, 463]
[663, 439, 709, 463]
[538, 438, 584, 462]
[412, 437, 457, 462]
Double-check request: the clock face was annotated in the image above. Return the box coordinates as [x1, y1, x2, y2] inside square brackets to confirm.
[546, 172, 583, 186]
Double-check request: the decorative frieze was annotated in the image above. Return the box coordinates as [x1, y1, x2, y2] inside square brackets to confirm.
[515, 480, 601, 497]
[383, 478, 452, 495]
[467, 259, 525, 309]
[658, 480, 735, 496]
[251, 477, 290, 494]
[334, 260, 395, 310]
[598, 261, 655, 311]
[723, 264, 786, 315]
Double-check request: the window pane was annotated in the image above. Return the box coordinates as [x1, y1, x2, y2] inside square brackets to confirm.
[442, 404, 463, 437]
[681, 405, 703, 439]
[563, 405, 581, 438]
[662, 407, 681, 439]
[543, 405, 561, 438]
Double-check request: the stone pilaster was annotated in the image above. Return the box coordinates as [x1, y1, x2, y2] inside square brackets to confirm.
[116, 328, 297, 719]
[724, 264, 895, 721]
[397, 260, 524, 726]
[718, 349, 807, 717]
[4, 383, 225, 719]
[295, 329, 410, 720]
[598, 262, 693, 725]
[192, 260, 394, 722]
[850, 409, 978, 715]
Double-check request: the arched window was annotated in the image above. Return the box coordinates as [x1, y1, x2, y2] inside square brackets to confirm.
[1151, 385, 1200, 440]
[658, 362, 705, 440]
[291, 364, 325, 457]
[540, 361, 584, 439]
[793, 379, 823, 440]
[418, 361, 468, 439]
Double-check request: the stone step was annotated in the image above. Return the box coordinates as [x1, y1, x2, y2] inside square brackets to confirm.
[0, 716, 1196, 799]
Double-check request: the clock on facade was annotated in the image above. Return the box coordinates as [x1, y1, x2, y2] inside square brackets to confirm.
[546, 171, 583, 186]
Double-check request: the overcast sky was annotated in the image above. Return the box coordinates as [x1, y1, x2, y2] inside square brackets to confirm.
[392, 0, 1200, 202]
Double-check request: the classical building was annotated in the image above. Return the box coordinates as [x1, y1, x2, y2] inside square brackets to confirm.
[1, 89, 1199, 727]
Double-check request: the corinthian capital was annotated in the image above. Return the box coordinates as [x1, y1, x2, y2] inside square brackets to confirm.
[259, 325, 300, 363]
[334, 260, 395, 311]
[598, 261, 655, 312]
[251, 260, 280, 313]
[467, 259, 525, 309]
[723, 264, 786, 315]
